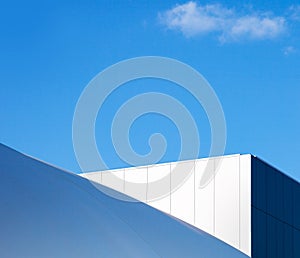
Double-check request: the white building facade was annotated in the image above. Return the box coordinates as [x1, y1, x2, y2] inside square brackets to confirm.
[81, 154, 300, 258]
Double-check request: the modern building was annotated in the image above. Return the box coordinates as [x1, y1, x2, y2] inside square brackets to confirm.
[81, 154, 300, 258]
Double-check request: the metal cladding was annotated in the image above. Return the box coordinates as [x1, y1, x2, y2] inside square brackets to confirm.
[82, 154, 300, 258]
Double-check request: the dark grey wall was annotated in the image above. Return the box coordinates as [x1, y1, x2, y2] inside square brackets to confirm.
[251, 156, 300, 258]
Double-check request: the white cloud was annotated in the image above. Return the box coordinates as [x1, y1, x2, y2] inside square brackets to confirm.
[227, 16, 286, 41]
[159, 1, 287, 42]
[283, 46, 296, 55]
[288, 5, 300, 21]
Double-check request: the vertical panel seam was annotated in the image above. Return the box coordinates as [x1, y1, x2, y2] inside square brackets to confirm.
[170, 162, 172, 214]
[194, 159, 196, 225]
[249, 156, 252, 256]
[124, 168, 126, 193]
[213, 157, 215, 235]
[123, 168, 125, 193]
[146, 166, 148, 203]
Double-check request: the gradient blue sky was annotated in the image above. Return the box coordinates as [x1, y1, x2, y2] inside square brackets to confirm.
[0, 0, 299, 181]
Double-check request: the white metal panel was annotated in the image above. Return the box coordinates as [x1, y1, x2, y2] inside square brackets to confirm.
[239, 154, 251, 256]
[81, 171, 102, 184]
[170, 160, 195, 225]
[124, 166, 147, 201]
[102, 169, 124, 194]
[80, 154, 253, 256]
[214, 155, 240, 249]
[147, 163, 171, 214]
[195, 158, 214, 235]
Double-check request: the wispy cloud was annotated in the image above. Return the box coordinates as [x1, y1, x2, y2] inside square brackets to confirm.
[288, 5, 300, 21]
[283, 46, 296, 55]
[159, 1, 287, 42]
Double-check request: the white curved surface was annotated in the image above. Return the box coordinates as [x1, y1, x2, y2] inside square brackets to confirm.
[0, 144, 248, 258]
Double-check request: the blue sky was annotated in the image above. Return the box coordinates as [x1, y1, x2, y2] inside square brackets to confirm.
[0, 0, 299, 181]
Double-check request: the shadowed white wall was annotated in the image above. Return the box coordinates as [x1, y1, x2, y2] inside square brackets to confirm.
[81, 154, 252, 257]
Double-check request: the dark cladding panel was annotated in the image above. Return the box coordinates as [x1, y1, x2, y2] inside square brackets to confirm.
[276, 171, 284, 221]
[265, 166, 276, 218]
[266, 215, 277, 258]
[283, 176, 294, 226]
[257, 159, 267, 212]
[294, 182, 300, 230]
[251, 156, 258, 209]
[266, 166, 283, 221]
[283, 223, 294, 258]
[294, 229, 300, 258]
[252, 157, 298, 226]
[276, 220, 284, 258]
[251, 157, 300, 258]
[252, 207, 267, 258]
[251, 157, 267, 212]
